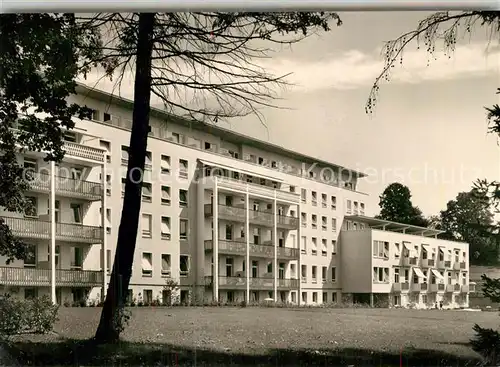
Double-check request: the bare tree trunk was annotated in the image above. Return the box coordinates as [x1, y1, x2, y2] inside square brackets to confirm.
[94, 13, 155, 344]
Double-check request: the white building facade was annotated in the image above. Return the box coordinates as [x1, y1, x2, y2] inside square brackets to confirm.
[0, 84, 473, 308]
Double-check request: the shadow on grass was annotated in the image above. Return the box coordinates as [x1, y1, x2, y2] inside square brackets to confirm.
[2, 338, 483, 367]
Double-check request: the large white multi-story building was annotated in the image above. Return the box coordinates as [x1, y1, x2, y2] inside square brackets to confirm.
[0, 84, 474, 308]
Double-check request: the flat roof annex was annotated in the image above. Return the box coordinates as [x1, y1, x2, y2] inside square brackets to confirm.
[345, 214, 445, 238]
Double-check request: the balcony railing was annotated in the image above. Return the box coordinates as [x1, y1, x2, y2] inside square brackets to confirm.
[464, 283, 476, 293]
[429, 283, 445, 292]
[213, 176, 300, 203]
[204, 239, 299, 260]
[64, 141, 105, 164]
[437, 260, 452, 269]
[204, 204, 299, 229]
[27, 172, 103, 200]
[421, 258, 435, 268]
[12, 128, 104, 164]
[2, 216, 103, 244]
[453, 261, 467, 270]
[445, 283, 461, 293]
[0, 267, 103, 287]
[205, 276, 299, 290]
[411, 282, 427, 292]
[402, 257, 417, 266]
[392, 282, 410, 292]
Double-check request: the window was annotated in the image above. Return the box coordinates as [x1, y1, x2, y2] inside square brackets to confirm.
[311, 191, 317, 205]
[161, 217, 171, 240]
[70, 203, 82, 223]
[346, 199, 352, 214]
[63, 131, 77, 142]
[267, 262, 272, 274]
[321, 193, 327, 208]
[290, 263, 296, 278]
[373, 267, 389, 283]
[180, 255, 190, 276]
[179, 159, 188, 179]
[331, 267, 337, 282]
[142, 182, 152, 202]
[24, 196, 38, 217]
[331, 218, 337, 232]
[302, 292, 307, 303]
[394, 268, 400, 283]
[179, 189, 188, 207]
[180, 219, 188, 240]
[311, 237, 317, 255]
[253, 228, 260, 245]
[70, 247, 83, 269]
[204, 142, 216, 151]
[24, 244, 36, 268]
[301, 212, 307, 227]
[321, 216, 327, 231]
[226, 258, 233, 277]
[321, 239, 327, 256]
[331, 196, 337, 210]
[360, 203, 365, 215]
[161, 155, 171, 174]
[23, 158, 37, 179]
[331, 240, 337, 254]
[143, 151, 152, 170]
[121, 178, 126, 197]
[312, 266, 317, 282]
[70, 167, 82, 181]
[301, 189, 306, 203]
[279, 263, 285, 279]
[301, 265, 307, 282]
[141, 214, 152, 238]
[24, 288, 37, 299]
[225, 224, 233, 240]
[312, 292, 318, 303]
[322, 266, 327, 282]
[161, 186, 171, 205]
[142, 252, 153, 277]
[312, 214, 317, 229]
[99, 140, 111, 163]
[323, 292, 328, 303]
[121, 146, 129, 164]
[252, 261, 258, 278]
[99, 249, 111, 273]
[394, 243, 401, 258]
[373, 240, 389, 259]
[301, 236, 306, 254]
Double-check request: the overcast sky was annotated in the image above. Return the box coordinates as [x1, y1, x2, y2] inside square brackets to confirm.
[80, 12, 500, 218]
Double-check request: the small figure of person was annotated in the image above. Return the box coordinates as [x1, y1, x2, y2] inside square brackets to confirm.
[439, 301, 443, 310]
[435, 301, 438, 309]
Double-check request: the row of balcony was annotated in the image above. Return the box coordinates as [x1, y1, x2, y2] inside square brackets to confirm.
[204, 239, 299, 260]
[1, 216, 103, 244]
[204, 276, 299, 290]
[0, 267, 103, 287]
[205, 204, 299, 230]
[392, 282, 474, 293]
[212, 175, 300, 204]
[13, 128, 105, 164]
[27, 172, 103, 201]
[402, 257, 466, 270]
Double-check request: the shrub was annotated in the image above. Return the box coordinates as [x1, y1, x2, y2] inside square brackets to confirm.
[0, 294, 58, 336]
[471, 323, 500, 365]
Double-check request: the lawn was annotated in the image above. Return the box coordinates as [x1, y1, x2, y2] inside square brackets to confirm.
[4, 306, 499, 366]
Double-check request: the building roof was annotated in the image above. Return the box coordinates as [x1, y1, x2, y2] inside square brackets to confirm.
[75, 83, 367, 179]
[345, 214, 445, 238]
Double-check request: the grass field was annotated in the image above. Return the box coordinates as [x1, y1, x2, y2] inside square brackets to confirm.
[4, 306, 499, 366]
